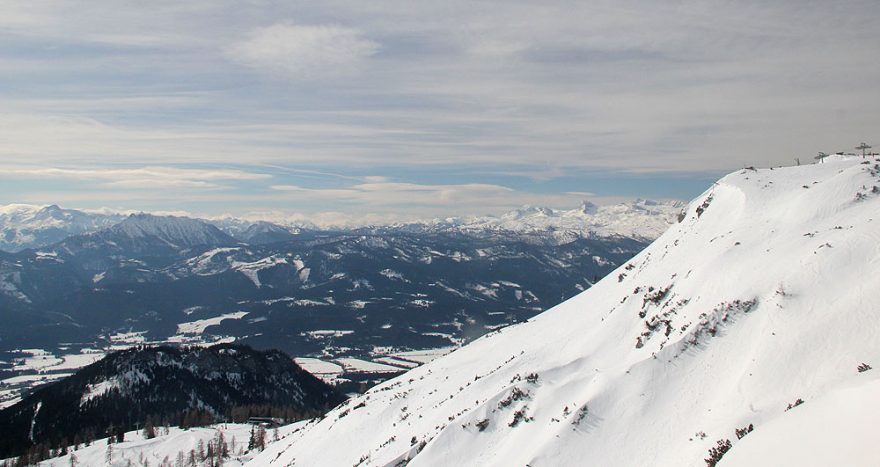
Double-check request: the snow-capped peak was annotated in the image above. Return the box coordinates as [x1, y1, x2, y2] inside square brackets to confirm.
[107, 214, 236, 248]
[0, 204, 124, 252]
[455, 199, 683, 241]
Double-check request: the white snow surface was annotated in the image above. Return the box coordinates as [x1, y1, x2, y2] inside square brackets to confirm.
[720, 372, 880, 467]
[23, 422, 310, 467]
[336, 358, 405, 374]
[248, 157, 880, 466]
[176, 311, 249, 335]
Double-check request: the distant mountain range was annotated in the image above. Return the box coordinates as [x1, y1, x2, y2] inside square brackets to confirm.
[0, 199, 680, 413]
[0, 200, 683, 252]
[0, 218, 650, 355]
[376, 200, 683, 243]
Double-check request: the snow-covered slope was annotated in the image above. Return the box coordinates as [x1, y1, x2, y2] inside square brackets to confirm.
[251, 156, 880, 466]
[25, 421, 310, 467]
[105, 214, 236, 249]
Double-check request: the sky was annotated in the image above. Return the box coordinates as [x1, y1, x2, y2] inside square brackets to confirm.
[1, 1, 878, 224]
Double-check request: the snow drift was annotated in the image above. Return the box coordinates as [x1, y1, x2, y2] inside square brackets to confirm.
[251, 156, 880, 466]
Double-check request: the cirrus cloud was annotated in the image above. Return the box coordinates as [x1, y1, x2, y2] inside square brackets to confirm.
[2, 166, 271, 190]
[226, 23, 380, 78]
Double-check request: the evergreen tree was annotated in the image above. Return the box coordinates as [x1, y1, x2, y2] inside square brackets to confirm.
[256, 426, 267, 451]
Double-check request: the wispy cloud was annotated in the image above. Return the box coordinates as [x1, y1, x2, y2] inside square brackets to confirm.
[2, 166, 271, 190]
[226, 23, 379, 78]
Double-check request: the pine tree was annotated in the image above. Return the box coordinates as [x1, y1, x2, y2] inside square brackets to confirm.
[216, 431, 229, 458]
[206, 443, 215, 466]
[143, 419, 157, 439]
[256, 426, 267, 451]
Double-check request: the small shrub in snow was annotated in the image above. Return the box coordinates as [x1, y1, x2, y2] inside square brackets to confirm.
[704, 438, 732, 467]
[696, 195, 713, 217]
[857, 363, 872, 373]
[735, 423, 754, 439]
[498, 387, 528, 409]
[571, 404, 588, 426]
[508, 408, 532, 427]
[475, 419, 490, 432]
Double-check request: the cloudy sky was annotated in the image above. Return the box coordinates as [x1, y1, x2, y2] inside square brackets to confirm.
[1, 1, 878, 223]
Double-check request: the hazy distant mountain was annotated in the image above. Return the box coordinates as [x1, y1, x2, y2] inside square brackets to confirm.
[53, 214, 236, 262]
[365, 199, 684, 244]
[235, 221, 302, 244]
[0, 199, 682, 252]
[0, 204, 123, 252]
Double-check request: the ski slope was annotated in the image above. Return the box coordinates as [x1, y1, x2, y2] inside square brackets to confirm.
[250, 156, 880, 466]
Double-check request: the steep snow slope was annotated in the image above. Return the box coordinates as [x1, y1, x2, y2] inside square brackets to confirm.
[250, 156, 880, 466]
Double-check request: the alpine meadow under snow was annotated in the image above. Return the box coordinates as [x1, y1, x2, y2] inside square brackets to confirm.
[245, 156, 880, 466]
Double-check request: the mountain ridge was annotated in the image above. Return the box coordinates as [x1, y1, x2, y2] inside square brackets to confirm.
[0, 199, 682, 252]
